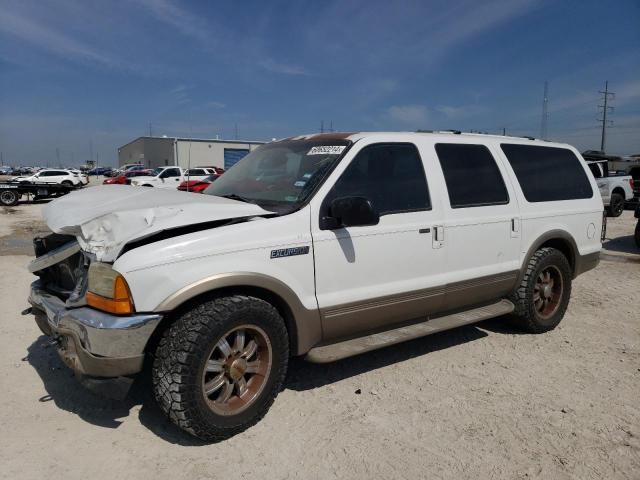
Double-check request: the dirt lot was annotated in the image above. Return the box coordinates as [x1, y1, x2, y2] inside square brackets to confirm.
[0, 198, 638, 480]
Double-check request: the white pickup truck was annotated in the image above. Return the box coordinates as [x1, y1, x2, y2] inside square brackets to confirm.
[587, 160, 634, 217]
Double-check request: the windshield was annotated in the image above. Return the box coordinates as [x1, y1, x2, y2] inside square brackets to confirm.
[204, 139, 351, 213]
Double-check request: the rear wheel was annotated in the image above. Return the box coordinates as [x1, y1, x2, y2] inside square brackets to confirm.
[608, 193, 624, 217]
[152, 295, 289, 441]
[509, 247, 572, 333]
[0, 190, 19, 206]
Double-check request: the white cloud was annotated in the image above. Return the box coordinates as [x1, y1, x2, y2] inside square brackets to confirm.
[206, 101, 226, 109]
[388, 105, 429, 126]
[133, 0, 212, 44]
[436, 104, 487, 119]
[258, 58, 309, 76]
[0, 10, 117, 68]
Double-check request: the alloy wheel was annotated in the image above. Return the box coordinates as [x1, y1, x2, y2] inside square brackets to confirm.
[202, 325, 272, 416]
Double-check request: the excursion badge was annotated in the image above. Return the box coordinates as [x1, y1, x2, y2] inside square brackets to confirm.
[270, 246, 310, 259]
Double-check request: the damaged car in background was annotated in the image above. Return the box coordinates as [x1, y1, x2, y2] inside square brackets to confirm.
[25, 132, 602, 441]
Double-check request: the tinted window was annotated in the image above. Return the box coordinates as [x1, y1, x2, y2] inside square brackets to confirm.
[328, 143, 430, 216]
[435, 144, 509, 208]
[161, 168, 181, 178]
[501, 144, 593, 202]
[186, 169, 205, 175]
[588, 163, 603, 178]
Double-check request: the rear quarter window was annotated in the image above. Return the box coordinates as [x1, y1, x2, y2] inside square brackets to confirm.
[500, 144, 593, 202]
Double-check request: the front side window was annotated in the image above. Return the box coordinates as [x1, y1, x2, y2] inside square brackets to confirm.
[205, 139, 352, 213]
[161, 168, 181, 178]
[435, 143, 509, 208]
[500, 144, 593, 202]
[326, 143, 430, 216]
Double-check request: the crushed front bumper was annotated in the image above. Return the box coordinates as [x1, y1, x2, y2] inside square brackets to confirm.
[27, 280, 162, 379]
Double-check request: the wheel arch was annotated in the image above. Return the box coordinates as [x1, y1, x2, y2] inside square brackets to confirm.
[519, 230, 578, 283]
[146, 272, 321, 357]
[611, 186, 626, 198]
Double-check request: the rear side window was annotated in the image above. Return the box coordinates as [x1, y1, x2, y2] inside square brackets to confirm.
[588, 163, 603, 178]
[500, 144, 593, 202]
[435, 144, 509, 208]
[328, 143, 430, 216]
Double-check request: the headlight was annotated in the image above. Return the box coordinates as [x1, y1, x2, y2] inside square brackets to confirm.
[86, 262, 135, 314]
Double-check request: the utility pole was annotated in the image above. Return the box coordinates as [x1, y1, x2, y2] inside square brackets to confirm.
[320, 120, 324, 133]
[89, 140, 94, 164]
[540, 81, 549, 140]
[234, 123, 238, 140]
[149, 122, 153, 137]
[502, 127, 506, 136]
[56, 147, 60, 168]
[598, 81, 615, 152]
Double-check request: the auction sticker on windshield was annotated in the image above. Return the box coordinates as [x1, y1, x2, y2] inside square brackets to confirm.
[307, 145, 346, 155]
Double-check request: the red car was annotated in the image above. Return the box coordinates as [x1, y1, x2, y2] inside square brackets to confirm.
[103, 169, 153, 185]
[177, 173, 221, 193]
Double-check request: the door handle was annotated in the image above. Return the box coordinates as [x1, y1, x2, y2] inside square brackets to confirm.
[419, 228, 431, 234]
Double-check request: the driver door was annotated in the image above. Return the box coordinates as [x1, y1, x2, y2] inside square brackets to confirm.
[310, 141, 446, 341]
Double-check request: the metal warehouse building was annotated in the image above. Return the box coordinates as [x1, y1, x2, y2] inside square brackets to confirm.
[117, 136, 265, 170]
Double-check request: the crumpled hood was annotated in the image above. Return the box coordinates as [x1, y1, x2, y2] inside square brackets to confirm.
[42, 185, 270, 261]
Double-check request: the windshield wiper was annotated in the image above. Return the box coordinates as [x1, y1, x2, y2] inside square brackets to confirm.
[220, 193, 253, 204]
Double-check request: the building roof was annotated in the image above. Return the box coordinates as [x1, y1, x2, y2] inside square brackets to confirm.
[118, 136, 265, 150]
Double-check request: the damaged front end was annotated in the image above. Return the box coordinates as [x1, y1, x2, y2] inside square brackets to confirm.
[26, 232, 162, 399]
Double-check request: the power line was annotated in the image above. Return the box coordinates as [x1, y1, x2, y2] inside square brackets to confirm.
[540, 81, 549, 140]
[597, 80, 615, 152]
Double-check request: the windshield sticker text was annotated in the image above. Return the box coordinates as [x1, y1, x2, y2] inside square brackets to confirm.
[307, 146, 346, 156]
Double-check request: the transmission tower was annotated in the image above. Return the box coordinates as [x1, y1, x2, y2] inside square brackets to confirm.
[540, 81, 549, 140]
[598, 81, 615, 152]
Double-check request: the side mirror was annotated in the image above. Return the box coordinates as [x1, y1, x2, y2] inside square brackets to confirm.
[321, 196, 379, 230]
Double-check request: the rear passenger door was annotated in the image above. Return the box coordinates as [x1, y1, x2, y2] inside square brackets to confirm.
[311, 141, 446, 341]
[432, 143, 521, 311]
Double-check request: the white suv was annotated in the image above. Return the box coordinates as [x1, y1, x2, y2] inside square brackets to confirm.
[27, 132, 602, 441]
[130, 166, 184, 189]
[13, 169, 81, 186]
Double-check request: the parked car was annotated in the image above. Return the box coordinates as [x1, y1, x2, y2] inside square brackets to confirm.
[69, 169, 90, 185]
[103, 169, 153, 185]
[184, 167, 219, 181]
[12, 169, 82, 186]
[26, 132, 602, 441]
[587, 160, 634, 217]
[87, 167, 113, 176]
[0, 166, 14, 175]
[129, 166, 185, 189]
[177, 173, 221, 193]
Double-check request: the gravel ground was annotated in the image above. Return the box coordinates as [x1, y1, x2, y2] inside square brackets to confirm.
[0, 196, 638, 480]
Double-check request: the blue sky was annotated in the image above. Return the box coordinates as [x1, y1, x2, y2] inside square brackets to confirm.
[0, 0, 639, 166]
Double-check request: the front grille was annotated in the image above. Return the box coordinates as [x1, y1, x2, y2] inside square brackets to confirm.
[33, 233, 90, 304]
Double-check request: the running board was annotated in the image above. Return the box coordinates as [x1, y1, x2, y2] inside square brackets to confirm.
[305, 299, 514, 363]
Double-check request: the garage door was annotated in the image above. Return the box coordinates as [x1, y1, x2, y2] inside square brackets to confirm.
[224, 149, 250, 170]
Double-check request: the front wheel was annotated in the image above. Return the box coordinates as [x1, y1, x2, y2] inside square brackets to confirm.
[152, 295, 289, 441]
[61, 180, 73, 187]
[509, 247, 572, 333]
[608, 193, 625, 217]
